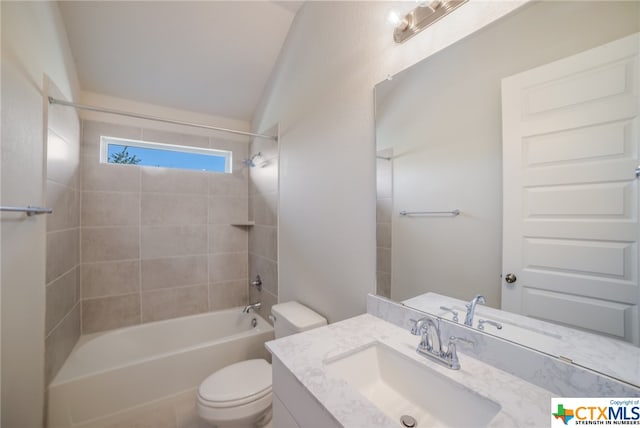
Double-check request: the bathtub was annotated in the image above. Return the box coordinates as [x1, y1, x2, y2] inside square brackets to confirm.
[47, 308, 274, 428]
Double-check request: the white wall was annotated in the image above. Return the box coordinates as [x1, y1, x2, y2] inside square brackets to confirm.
[1, 2, 79, 426]
[252, 0, 527, 322]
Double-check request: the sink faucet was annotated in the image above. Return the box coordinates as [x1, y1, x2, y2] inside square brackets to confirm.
[242, 302, 261, 314]
[464, 295, 486, 326]
[411, 317, 469, 370]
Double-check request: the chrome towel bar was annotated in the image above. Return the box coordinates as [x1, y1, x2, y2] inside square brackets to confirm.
[1, 206, 53, 216]
[400, 209, 460, 217]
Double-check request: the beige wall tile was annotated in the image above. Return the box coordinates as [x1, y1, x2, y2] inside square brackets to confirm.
[141, 168, 208, 194]
[82, 227, 139, 262]
[209, 171, 248, 197]
[46, 228, 79, 283]
[141, 285, 208, 323]
[250, 192, 277, 227]
[46, 181, 80, 232]
[376, 272, 391, 299]
[209, 225, 248, 254]
[251, 289, 277, 325]
[376, 247, 391, 275]
[249, 254, 278, 296]
[82, 191, 140, 227]
[249, 225, 277, 261]
[140, 225, 207, 259]
[376, 158, 393, 200]
[141, 193, 207, 226]
[82, 260, 140, 299]
[376, 198, 392, 223]
[209, 280, 248, 311]
[76, 121, 266, 334]
[46, 267, 79, 335]
[82, 155, 141, 192]
[142, 128, 209, 149]
[376, 223, 391, 249]
[209, 253, 248, 283]
[45, 304, 80, 384]
[209, 196, 248, 224]
[209, 138, 249, 168]
[141, 255, 208, 291]
[82, 294, 141, 334]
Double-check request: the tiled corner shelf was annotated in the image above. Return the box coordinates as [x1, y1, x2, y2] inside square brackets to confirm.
[230, 221, 255, 227]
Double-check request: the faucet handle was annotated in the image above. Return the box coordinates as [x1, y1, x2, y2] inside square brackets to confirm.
[444, 336, 473, 370]
[409, 318, 425, 335]
[439, 306, 459, 323]
[448, 336, 474, 345]
[477, 319, 502, 330]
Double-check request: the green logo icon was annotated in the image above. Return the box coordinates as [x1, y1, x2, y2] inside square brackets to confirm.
[553, 404, 575, 425]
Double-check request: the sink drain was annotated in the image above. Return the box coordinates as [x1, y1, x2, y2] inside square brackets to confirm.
[400, 415, 417, 427]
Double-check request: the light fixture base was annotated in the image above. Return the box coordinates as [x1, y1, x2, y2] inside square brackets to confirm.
[393, 0, 468, 44]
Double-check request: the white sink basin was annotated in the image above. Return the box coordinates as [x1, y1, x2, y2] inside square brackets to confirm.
[325, 342, 501, 427]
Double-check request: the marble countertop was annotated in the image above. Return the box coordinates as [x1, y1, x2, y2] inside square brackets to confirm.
[266, 314, 553, 428]
[403, 293, 640, 387]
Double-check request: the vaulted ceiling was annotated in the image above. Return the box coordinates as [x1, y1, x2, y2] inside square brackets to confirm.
[58, 1, 303, 122]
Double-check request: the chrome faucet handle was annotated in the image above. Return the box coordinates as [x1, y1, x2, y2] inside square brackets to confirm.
[409, 318, 426, 335]
[477, 319, 502, 331]
[410, 318, 431, 351]
[448, 336, 474, 345]
[439, 306, 459, 323]
[445, 336, 473, 370]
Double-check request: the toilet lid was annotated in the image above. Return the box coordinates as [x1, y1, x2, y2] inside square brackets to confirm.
[199, 359, 272, 406]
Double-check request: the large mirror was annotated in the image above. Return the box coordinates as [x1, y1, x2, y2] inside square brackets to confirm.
[375, 0, 640, 386]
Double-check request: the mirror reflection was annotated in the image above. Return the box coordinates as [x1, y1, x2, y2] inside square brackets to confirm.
[375, 1, 640, 385]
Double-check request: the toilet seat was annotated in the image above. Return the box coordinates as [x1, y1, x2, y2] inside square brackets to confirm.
[198, 359, 272, 409]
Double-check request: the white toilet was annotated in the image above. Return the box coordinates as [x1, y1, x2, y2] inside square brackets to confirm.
[196, 302, 327, 427]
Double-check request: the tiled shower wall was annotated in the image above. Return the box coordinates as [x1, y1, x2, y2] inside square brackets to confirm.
[376, 149, 392, 299]
[45, 84, 82, 383]
[248, 134, 279, 321]
[79, 120, 250, 333]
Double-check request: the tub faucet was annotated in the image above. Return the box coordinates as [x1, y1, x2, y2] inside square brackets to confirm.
[242, 302, 261, 314]
[464, 294, 486, 326]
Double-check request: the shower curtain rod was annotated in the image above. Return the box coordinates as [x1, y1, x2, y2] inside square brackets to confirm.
[48, 97, 277, 141]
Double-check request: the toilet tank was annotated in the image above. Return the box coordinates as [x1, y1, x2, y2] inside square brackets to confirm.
[271, 301, 327, 338]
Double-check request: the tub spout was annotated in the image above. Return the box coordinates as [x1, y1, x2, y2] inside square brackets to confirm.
[242, 302, 261, 314]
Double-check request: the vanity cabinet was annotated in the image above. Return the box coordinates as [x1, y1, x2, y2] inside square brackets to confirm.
[272, 357, 340, 428]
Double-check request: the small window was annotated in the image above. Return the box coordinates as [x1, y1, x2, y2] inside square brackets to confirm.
[100, 136, 232, 173]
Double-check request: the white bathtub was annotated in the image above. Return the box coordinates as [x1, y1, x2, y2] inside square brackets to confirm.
[47, 308, 274, 428]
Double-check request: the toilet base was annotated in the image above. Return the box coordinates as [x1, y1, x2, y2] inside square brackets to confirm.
[196, 393, 272, 428]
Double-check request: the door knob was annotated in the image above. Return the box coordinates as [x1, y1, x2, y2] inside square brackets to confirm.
[505, 273, 517, 284]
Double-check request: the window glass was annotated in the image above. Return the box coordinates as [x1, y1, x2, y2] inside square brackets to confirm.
[101, 136, 231, 173]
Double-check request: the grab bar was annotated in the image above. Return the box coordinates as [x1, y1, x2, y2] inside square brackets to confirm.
[400, 209, 460, 217]
[1, 206, 53, 216]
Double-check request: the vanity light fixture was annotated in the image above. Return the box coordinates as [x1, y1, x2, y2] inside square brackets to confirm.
[392, 0, 468, 43]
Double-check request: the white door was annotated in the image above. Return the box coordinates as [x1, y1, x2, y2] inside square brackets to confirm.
[502, 33, 640, 345]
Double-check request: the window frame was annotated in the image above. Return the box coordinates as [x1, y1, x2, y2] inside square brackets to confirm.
[99, 136, 232, 173]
